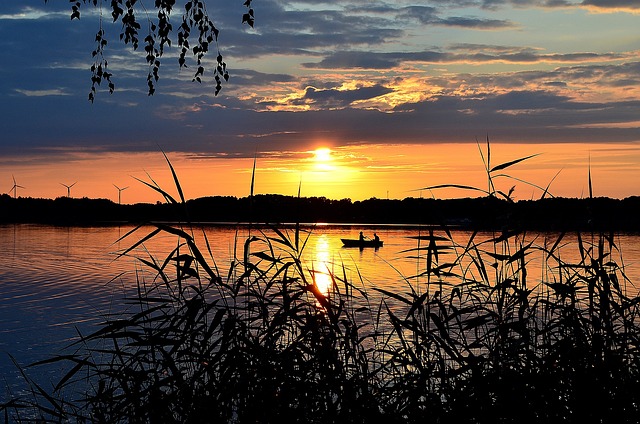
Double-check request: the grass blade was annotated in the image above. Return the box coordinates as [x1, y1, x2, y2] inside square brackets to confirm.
[490, 153, 539, 173]
[162, 150, 186, 204]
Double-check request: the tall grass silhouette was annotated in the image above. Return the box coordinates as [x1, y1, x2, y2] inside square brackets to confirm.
[2, 148, 640, 423]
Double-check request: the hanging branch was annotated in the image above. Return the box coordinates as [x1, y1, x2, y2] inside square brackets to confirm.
[47, 0, 255, 101]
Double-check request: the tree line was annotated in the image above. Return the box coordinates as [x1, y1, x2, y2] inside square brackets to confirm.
[1, 193, 640, 231]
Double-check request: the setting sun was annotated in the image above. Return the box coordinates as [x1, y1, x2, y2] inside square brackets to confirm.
[312, 147, 334, 172]
[313, 148, 332, 163]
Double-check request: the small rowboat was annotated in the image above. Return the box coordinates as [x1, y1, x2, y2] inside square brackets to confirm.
[341, 238, 383, 248]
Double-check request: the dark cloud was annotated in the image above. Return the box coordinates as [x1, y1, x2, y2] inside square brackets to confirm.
[220, 2, 401, 58]
[382, 92, 640, 145]
[428, 60, 640, 96]
[449, 43, 540, 53]
[484, 90, 606, 112]
[399, 5, 516, 29]
[3, 78, 639, 159]
[291, 85, 394, 108]
[422, 0, 575, 9]
[471, 51, 625, 63]
[483, 0, 577, 8]
[542, 81, 568, 87]
[558, 62, 640, 86]
[581, 0, 640, 10]
[303, 49, 627, 70]
[302, 51, 417, 69]
[467, 0, 640, 11]
[225, 69, 296, 87]
[438, 16, 516, 29]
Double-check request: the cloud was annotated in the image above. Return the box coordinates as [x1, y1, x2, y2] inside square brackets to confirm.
[438, 16, 517, 28]
[303, 48, 630, 70]
[399, 5, 518, 29]
[220, 2, 401, 59]
[412, 0, 577, 10]
[401, 5, 516, 28]
[404, 0, 640, 12]
[0, 6, 67, 20]
[14, 88, 71, 97]
[581, 0, 640, 13]
[292, 85, 394, 108]
[423, 60, 640, 102]
[225, 69, 297, 87]
[302, 51, 413, 70]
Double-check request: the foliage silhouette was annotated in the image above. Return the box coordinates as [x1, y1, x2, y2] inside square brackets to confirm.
[44, 0, 255, 101]
[2, 193, 640, 231]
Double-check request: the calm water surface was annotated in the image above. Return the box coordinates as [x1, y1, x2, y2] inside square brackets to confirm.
[2, 224, 639, 393]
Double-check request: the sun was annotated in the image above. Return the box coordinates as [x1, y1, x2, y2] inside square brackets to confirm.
[313, 147, 332, 162]
[312, 147, 334, 171]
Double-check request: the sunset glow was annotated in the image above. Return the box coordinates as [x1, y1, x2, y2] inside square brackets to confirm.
[2, 142, 639, 203]
[313, 148, 332, 163]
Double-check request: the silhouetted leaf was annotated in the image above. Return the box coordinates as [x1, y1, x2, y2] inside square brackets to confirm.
[490, 153, 539, 173]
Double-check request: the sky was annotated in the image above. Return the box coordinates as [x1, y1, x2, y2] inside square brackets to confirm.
[0, 1, 639, 204]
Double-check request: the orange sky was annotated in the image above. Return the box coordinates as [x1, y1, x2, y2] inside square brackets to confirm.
[3, 142, 639, 204]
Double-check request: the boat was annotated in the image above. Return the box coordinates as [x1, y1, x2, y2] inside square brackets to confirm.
[341, 238, 383, 248]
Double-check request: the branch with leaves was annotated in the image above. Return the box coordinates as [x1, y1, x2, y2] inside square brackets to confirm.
[45, 0, 255, 102]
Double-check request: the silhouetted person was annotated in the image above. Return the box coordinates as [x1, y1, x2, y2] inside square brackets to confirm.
[374, 233, 380, 243]
[359, 231, 364, 242]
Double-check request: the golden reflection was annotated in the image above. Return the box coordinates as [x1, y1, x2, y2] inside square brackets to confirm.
[312, 234, 332, 297]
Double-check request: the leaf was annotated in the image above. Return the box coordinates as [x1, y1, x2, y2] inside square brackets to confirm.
[252, 250, 281, 263]
[250, 154, 257, 198]
[373, 288, 412, 305]
[462, 313, 494, 330]
[588, 152, 593, 199]
[132, 172, 178, 205]
[162, 150, 185, 204]
[489, 153, 539, 173]
[242, 13, 255, 27]
[540, 169, 561, 199]
[416, 184, 487, 194]
[548, 231, 566, 255]
[54, 360, 86, 391]
[116, 227, 162, 259]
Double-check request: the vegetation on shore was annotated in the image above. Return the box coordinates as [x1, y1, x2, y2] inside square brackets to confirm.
[2, 193, 640, 231]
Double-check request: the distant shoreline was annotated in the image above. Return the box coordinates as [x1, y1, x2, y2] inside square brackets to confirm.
[2, 193, 640, 232]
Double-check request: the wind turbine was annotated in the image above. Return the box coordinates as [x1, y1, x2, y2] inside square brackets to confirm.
[10, 175, 25, 199]
[60, 181, 77, 198]
[114, 184, 129, 205]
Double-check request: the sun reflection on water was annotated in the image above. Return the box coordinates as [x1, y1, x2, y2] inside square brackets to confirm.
[311, 234, 332, 297]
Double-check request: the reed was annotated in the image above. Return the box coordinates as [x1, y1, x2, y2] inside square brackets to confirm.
[2, 150, 640, 423]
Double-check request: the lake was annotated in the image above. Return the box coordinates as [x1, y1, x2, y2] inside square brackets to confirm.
[2, 223, 639, 395]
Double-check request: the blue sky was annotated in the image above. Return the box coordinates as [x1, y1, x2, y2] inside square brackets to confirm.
[0, 1, 639, 202]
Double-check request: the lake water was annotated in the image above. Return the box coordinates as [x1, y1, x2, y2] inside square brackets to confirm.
[2, 223, 640, 395]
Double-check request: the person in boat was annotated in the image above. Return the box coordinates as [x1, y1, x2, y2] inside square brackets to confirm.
[359, 231, 365, 242]
[373, 233, 380, 243]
